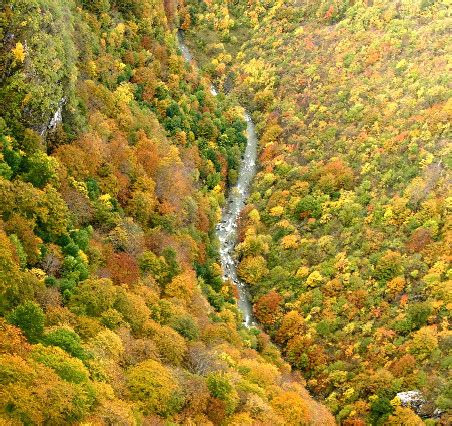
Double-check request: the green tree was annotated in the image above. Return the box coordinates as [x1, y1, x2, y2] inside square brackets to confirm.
[69, 278, 116, 317]
[207, 372, 239, 415]
[7, 301, 45, 343]
[170, 314, 200, 341]
[23, 151, 59, 188]
[43, 327, 86, 359]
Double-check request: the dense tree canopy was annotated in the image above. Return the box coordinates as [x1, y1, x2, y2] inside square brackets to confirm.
[0, 0, 335, 424]
[184, 0, 451, 424]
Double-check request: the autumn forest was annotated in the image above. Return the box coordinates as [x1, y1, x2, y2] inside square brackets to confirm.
[0, 0, 450, 425]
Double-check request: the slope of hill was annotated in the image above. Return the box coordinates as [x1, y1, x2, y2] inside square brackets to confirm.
[183, 0, 451, 424]
[0, 0, 334, 424]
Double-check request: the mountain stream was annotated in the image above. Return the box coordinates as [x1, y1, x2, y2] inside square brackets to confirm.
[177, 31, 257, 326]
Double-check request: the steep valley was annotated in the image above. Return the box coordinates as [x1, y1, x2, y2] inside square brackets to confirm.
[0, 0, 334, 425]
[183, 0, 451, 425]
[0, 0, 450, 425]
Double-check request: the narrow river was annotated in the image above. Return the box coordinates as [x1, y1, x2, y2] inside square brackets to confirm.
[177, 31, 256, 326]
[177, 30, 439, 421]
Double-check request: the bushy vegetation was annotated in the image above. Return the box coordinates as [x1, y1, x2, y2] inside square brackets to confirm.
[184, 0, 451, 424]
[0, 0, 335, 424]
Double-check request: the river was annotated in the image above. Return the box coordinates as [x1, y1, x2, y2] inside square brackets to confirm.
[177, 30, 256, 327]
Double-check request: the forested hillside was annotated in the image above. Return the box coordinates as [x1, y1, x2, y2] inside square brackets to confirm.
[0, 1, 335, 424]
[183, 0, 451, 424]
